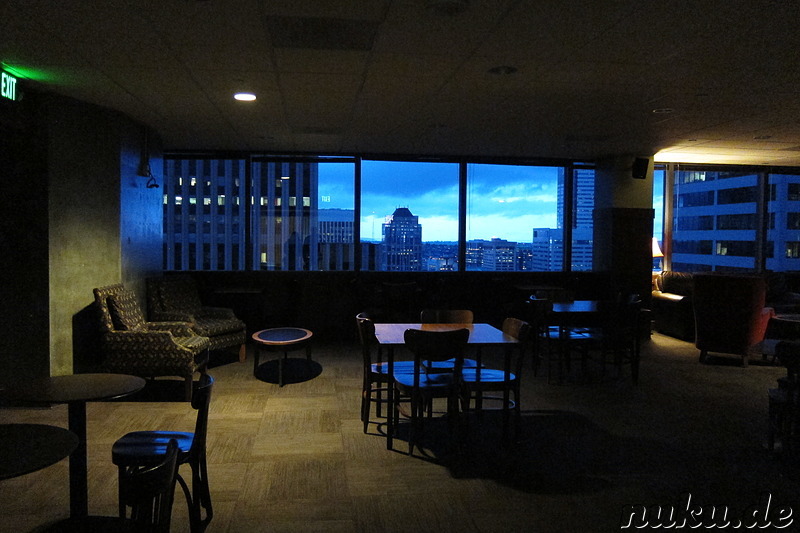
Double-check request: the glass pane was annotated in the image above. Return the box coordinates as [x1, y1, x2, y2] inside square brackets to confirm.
[653, 166, 664, 270]
[570, 167, 594, 271]
[768, 173, 800, 271]
[361, 160, 459, 271]
[252, 159, 355, 271]
[317, 162, 356, 270]
[466, 164, 559, 272]
[672, 168, 757, 271]
[163, 157, 246, 270]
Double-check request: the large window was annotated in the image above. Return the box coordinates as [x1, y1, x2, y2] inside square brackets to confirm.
[668, 165, 800, 272]
[361, 160, 459, 271]
[250, 158, 355, 271]
[163, 158, 247, 270]
[164, 155, 590, 272]
[768, 173, 800, 271]
[466, 164, 560, 272]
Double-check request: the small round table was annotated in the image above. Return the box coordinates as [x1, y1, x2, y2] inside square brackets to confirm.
[252, 328, 313, 386]
[0, 424, 79, 480]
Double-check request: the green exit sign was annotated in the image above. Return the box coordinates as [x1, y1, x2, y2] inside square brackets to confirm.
[2, 71, 18, 101]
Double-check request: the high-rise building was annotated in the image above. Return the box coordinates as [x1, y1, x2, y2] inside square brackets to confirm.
[252, 160, 319, 271]
[163, 158, 247, 271]
[163, 158, 322, 271]
[381, 207, 423, 271]
[530, 168, 595, 271]
[532, 228, 563, 271]
[482, 238, 517, 271]
[465, 240, 485, 271]
[671, 170, 800, 271]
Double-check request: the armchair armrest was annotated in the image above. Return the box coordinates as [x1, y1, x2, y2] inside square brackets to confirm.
[753, 307, 777, 345]
[651, 290, 686, 304]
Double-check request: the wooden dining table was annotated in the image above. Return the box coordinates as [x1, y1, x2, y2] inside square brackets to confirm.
[373, 323, 519, 450]
[2, 373, 146, 517]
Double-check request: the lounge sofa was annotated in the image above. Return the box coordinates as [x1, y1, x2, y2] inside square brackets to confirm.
[651, 271, 696, 341]
[652, 270, 800, 343]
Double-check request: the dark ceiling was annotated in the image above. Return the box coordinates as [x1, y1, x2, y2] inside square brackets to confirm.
[3, 0, 800, 165]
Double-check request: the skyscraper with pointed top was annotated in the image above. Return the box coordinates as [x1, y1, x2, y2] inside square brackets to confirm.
[381, 207, 423, 271]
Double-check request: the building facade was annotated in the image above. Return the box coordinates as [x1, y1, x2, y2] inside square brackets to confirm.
[380, 207, 423, 271]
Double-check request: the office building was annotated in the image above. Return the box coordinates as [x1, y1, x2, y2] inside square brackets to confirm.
[380, 207, 423, 271]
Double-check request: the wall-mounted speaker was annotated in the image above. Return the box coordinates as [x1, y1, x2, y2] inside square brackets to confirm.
[632, 157, 649, 179]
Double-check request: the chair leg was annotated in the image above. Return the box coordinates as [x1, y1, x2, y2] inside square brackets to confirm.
[184, 376, 194, 402]
[117, 465, 126, 518]
[194, 457, 213, 526]
[176, 472, 200, 532]
[361, 382, 371, 433]
[238, 343, 246, 363]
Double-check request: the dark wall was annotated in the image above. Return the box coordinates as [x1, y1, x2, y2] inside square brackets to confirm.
[0, 90, 163, 383]
[183, 270, 615, 342]
[0, 93, 50, 382]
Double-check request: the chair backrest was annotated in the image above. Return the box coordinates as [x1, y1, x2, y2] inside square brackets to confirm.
[190, 374, 214, 461]
[502, 317, 532, 376]
[502, 317, 530, 343]
[600, 293, 642, 346]
[404, 327, 470, 374]
[356, 312, 380, 369]
[523, 299, 553, 325]
[94, 284, 147, 333]
[420, 309, 474, 324]
[148, 276, 204, 316]
[355, 312, 377, 347]
[693, 274, 769, 353]
[120, 438, 180, 532]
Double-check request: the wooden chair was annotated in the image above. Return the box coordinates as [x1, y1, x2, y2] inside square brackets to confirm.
[420, 309, 474, 324]
[524, 298, 590, 383]
[112, 374, 214, 532]
[460, 317, 530, 440]
[393, 328, 470, 455]
[420, 309, 479, 369]
[585, 294, 643, 383]
[41, 440, 180, 533]
[356, 312, 415, 434]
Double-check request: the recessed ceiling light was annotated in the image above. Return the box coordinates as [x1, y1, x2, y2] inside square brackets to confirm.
[753, 134, 773, 140]
[234, 92, 256, 101]
[652, 108, 674, 114]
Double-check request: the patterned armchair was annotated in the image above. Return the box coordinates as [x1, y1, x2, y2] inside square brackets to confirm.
[147, 276, 247, 362]
[93, 284, 210, 401]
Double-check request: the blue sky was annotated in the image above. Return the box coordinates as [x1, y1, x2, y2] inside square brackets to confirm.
[319, 161, 560, 242]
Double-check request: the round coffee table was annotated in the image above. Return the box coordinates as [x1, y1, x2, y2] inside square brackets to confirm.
[252, 328, 313, 386]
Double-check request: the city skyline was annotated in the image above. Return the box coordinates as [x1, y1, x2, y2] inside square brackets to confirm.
[319, 161, 560, 243]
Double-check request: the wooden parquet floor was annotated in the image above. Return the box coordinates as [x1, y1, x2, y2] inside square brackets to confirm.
[2, 335, 800, 532]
